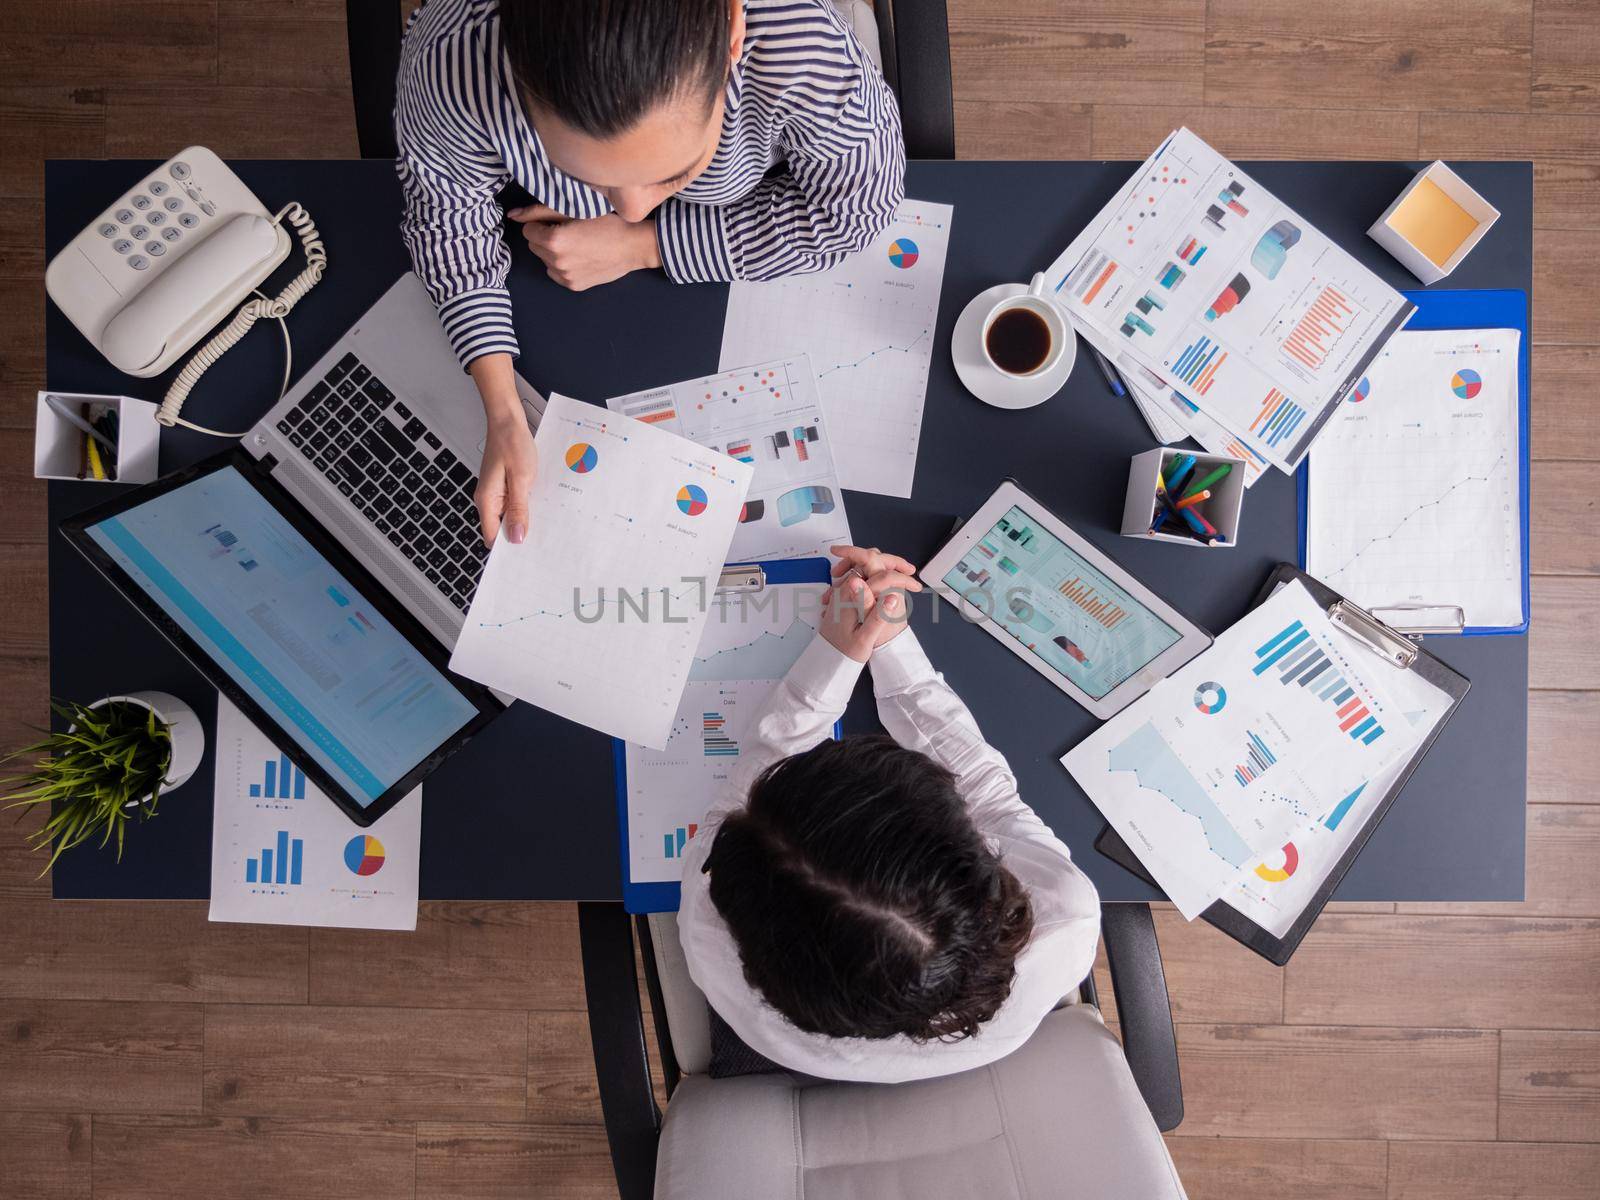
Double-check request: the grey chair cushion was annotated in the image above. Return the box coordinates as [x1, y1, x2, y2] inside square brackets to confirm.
[654, 1004, 1187, 1200]
[646, 912, 713, 1076]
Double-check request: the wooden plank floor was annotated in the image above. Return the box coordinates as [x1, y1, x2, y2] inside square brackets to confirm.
[2, 1, 1597, 1195]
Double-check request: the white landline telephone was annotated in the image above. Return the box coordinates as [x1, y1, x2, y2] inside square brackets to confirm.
[45, 146, 326, 436]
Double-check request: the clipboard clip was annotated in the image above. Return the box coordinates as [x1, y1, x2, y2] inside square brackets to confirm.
[717, 565, 767, 594]
[1367, 603, 1467, 638]
[1328, 598, 1420, 669]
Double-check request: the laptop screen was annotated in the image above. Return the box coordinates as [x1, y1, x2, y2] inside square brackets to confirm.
[84, 464, 480, 807]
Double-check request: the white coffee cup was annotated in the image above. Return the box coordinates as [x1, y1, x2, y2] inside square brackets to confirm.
[981, 272, 1070, 378]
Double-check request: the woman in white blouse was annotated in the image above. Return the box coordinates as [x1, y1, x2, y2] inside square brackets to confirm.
[677, 547, 1102, 1084]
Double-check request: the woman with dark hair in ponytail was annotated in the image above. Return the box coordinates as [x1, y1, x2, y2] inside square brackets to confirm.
[680, 546, 1102, 1083]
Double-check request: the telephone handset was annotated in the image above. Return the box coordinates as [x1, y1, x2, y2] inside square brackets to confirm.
[45, 146, 326, 436]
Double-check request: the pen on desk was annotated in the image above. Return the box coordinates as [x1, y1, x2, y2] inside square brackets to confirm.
[1089, 347, 1127, 397]
[1182, 463, 1232, 499]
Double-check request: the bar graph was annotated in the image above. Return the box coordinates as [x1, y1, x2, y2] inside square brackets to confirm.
[1176, 235, 1206, 265]
[1248, 388, 1308, 449]
[662, 824, 699, 858]
[1057, 576, 1131, 629]
[702, 711, 738, 757]
[245, 829, 304, 886]
[1252, 619, 1386, 743]
[249, 753, 306, 800]
[1172, 335, 1229, 395]
[1234, 729, 1277, 786]
[1282, 285, 1356, 371]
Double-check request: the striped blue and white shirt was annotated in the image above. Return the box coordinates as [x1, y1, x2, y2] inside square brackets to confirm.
[396, 0, 907, 368]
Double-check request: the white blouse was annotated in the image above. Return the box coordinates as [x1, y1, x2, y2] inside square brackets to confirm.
[678, 629, 1102, 1084]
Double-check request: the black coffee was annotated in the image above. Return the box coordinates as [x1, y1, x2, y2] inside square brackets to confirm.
[986, 307, 1053, 374]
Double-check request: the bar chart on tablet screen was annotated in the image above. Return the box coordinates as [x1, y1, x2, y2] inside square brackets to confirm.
[720, 200, 954, 498]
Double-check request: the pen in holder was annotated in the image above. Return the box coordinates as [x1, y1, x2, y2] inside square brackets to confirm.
[1122, 446, 1246, 548]
[34, 392, 161, 485]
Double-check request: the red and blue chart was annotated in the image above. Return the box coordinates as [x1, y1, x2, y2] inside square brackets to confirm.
[343, 834, 386, 876]
[565, 442, 598, 473]
[886, 238, 919, 268]
[1349, 376, 1371, 403]
[1248, 388, 1308, 449]
[1252, 619, 1386, 743]
[1450, 368, 1482, 399]
[1193, 681, 1227, 714]
[676, 484, 708, 516]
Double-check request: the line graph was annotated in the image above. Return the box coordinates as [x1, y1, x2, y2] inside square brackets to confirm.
[816, 330, 930, 379]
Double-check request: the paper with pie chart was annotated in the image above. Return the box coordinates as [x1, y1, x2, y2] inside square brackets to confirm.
[1305, 327, 1524, 629]
[719, 198, 955, 498]
[1061, 580, 1420, 918]
[605, 355, 851, 561]
[451, 393, 754, 748]
[622, 582, 828, 885]
[208, 696, 421, 930]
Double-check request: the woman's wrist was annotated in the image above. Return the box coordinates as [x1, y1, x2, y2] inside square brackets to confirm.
[637, 217, 663, 271]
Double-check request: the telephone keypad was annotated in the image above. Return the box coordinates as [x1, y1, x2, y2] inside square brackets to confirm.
[112, 239, 133, 255]
[129, 225, 150, 240]
[128, 255, 150, 270]
[164, 197, 183, 212]
[114, 208, 134, 224]
[146, 210, 165, 226]
[161, 227, 181, 243]
[178, 212, 199, 229]
[169, 161, 191, 180]
[149, 180, 169, 196]
[145, 241, 165, 257]
[131, 194, 152, 211]
[98, 223, 117, 238]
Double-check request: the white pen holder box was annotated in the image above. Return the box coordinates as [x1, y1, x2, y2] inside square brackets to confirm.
[35, 391, 161, 484]
[1369, 161, 1499, 285]
[1122, 446, 1245, 548]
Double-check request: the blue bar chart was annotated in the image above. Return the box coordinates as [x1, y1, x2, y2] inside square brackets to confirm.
[245, 829, 304, 886]
[662, 824, 698, 859]
[1234, 730, 1278, 786]
[1252, 619, 1385, 743]
[249, 753, 306, 800]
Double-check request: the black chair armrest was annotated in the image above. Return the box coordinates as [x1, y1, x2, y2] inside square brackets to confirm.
[345, 0, 403, 160]
[578, 902, 661, 1200]
[874, 0, 956, 159]
[1101, 902, 1184, 1131]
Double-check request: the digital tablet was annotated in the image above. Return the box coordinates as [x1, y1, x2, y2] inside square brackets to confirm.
[921, 480, 1212, 719]
[60, 450, 502, 827]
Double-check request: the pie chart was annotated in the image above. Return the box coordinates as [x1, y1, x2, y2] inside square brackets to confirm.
[676, 483, 708, 516]
[1450, 368, 1482, 400]
[887, 238, 919, 269]
[1253, 841, 1299, 883]
[1349, 376, 1370, 403]
[343, 834, 386, 876]
[565, 442, 598, 473]
[1193, 682, 1227, 714]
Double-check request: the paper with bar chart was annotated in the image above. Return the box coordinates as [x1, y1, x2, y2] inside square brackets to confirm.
[1062, 581, 1419, 918]
[1043, 128, 1413, 473]
[208, 697, 421, 929]
[1221, 616, 1453, 936]
[451, 394, 754, 748]
[1122, 374, 1271, 487]
[1305, 328, 1524, 629]
[623, 583, 828, 885]
[606, 355, 851, 561]
[719, 199, 954, 498]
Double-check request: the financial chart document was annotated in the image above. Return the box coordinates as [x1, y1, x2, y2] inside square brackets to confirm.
[719, 199, 954, 498]
[1306, 328, 1524, 629]
[606, 355, 852, 561]
[1062, 581, 1420, 918]
[1044, 129, 1413, 474]
[623, 584, 826, 885]
[450, 394, 754, 748]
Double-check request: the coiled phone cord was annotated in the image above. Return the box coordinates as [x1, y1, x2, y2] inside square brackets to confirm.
[156, 202, 327, 437]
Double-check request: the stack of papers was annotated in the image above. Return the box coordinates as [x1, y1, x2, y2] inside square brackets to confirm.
[451, 393, 753, 748]
[1045, 129, 1413, 479]
[606, 355, 851, 562]
[1062, 581, 1422, 918]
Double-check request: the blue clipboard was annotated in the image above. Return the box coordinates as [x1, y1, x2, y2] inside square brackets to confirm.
[614, 556, 837, 913]
[1297, 288, 1530, 636]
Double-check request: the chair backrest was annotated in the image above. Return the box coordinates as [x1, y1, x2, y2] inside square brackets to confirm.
[344, 0, 954, 161]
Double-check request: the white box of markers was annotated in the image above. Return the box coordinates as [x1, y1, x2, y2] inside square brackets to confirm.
[1121, 446, 1246, 548]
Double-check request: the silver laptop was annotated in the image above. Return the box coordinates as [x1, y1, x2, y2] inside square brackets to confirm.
[244, 273, 544, 648]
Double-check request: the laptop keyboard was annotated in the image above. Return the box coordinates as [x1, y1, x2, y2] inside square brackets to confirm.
[276, 352, 489, 612]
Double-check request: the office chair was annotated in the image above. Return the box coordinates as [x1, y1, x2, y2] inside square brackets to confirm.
[343, 0, 956, 161]
[579, 901, 1186, 1199]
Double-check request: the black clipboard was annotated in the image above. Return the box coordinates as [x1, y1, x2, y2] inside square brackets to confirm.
[1094, 564, 1471, 965]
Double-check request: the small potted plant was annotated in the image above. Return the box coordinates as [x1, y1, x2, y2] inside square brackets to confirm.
[1, 691, 204, 874]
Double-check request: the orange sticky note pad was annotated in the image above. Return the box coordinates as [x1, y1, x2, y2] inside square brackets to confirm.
[1385, 178, 1481, 269]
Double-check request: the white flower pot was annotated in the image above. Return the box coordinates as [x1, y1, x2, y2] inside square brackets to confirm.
[87, 691, 205, 792]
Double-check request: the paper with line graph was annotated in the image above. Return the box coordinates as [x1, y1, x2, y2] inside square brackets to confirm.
[1042, 128, 1413, 473]
[1062, 581, 1420, 918]
[451, 393, 753, 747]
[622, 582, 827, 885]
[605, 354, 851, 561]
[1306, 328, 1523, 629]
[719, 199, 954, 497]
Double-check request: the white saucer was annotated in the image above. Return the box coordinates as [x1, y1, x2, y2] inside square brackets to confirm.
[951, 284, 1077, 410]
